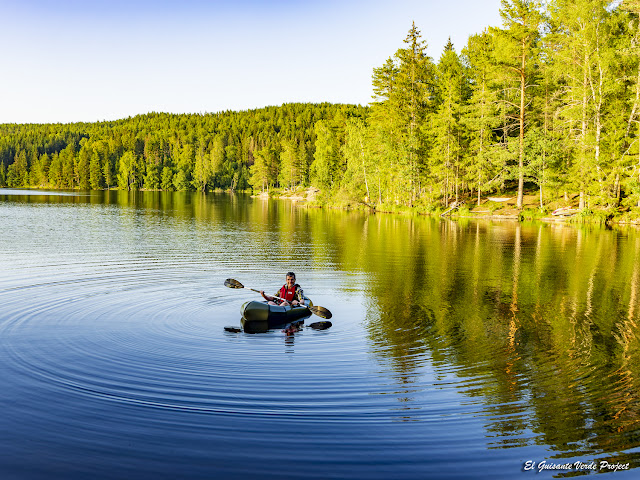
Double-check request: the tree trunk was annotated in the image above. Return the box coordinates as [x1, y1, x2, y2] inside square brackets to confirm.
[517, 40, 526, 210]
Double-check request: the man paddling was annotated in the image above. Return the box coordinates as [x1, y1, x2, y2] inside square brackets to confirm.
[260, 272, 305, 307]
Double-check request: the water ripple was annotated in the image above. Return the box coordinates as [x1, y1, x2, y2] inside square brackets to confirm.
[2, 194, 640, 479]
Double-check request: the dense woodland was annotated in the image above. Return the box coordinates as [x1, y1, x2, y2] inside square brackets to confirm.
[0, 104, 365, 196]
[3, 0, 640, 213]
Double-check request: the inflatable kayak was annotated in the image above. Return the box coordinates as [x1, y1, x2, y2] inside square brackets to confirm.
[240, 298, 313, 333]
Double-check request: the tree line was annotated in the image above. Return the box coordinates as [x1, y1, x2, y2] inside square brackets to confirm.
[0, 104, 365, 194]
[2, 0, 640, 213]
[356, 0, 640, 211]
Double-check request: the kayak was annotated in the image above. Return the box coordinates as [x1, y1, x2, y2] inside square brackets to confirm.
[240, 298, 313, 333]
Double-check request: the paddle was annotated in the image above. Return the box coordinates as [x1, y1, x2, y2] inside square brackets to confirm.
[224, 278, 333, 319]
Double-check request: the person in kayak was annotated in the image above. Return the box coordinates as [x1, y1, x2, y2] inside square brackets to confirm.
[260, 272, 305, 307]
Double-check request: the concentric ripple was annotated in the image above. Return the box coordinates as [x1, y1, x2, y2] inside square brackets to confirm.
[1, 191, 639, 479]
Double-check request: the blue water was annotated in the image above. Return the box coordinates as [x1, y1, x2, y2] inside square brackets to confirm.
[1, 189, 638, 479]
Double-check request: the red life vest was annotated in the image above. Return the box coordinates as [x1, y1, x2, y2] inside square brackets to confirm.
[279, 284, 297, 302]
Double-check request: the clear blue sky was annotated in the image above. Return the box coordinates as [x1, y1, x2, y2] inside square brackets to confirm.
[0, 0, 502, 124]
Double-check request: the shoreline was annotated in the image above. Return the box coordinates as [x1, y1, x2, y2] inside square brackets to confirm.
[5, 186, 640, 226]
[252, 188, 640, 226]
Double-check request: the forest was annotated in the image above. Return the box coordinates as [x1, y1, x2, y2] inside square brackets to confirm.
[2, 0, 640, 215]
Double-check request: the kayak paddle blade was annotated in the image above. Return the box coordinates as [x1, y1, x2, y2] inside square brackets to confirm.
[308, 305, 332, 319]
[224, 278, 244, 289]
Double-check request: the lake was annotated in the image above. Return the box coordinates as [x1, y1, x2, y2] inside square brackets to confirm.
[1, 189, 639, 479]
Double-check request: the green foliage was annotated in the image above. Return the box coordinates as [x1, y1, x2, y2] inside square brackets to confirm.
[118, 151, 139, 191]
[310, 120, 340, 189]
[431, 39, 467, 206]
[523, 127, 563, 206]
[518, 207, 546, 221]
[1, 3, 639, 216]
[249, 147, 271, 192]
[31, 153, 50, 187]
[161, 167, 174, 191]
[7, 150, 28, 187]
[492, 0, 544, 208]
[368, 23, 436, 206]
[0, 103, 366, 192]
[77, 143, 91, 190]
[462, 31, 503, 205]
[278, 139, 300, 189]
[342, 117, 373, 202]
[49, 153, 62, 187]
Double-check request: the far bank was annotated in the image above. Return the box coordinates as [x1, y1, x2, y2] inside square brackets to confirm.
[254, 187, 640, 226]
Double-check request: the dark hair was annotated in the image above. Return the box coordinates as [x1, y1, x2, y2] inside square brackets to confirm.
[286, 271, 296, 280]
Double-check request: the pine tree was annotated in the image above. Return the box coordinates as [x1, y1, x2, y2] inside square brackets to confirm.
[28, 150, 38, 186]
[547, 0, 622, 208]
[492, 0, 543, 208]
[620, 1, 640, 205]
[297, 141, 311, 186]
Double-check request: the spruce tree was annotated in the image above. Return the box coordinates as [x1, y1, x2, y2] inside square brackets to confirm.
[248, 147, 273, 193]
[90, 151, 103, 190]
[342, 117, 372, 202]
[370, 57, 401, 204]
[463, 31, 502, 205]
[393, 22, 435, 205]
[310, 120, 339, 189]
[7, 150, 28, 187]
[432, 39, 467, 205]
[118, 151, 138, 191]
[77, 143, 91, 190]
[278, 139, 299, 190]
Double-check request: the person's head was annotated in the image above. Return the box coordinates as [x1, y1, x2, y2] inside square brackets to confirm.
[286, 272, 296, 286]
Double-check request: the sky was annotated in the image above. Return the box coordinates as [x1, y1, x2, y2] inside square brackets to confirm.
[0, 0, 503, 124]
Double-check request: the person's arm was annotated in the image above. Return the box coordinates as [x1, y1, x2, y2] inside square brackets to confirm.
[260, 290, 273, 301]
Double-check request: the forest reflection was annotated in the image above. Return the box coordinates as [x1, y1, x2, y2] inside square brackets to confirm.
[355, 216, 640, 458]
[4, 189, 639, 459]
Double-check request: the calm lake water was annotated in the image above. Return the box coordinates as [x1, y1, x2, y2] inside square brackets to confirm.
[1, 188, 639, 479]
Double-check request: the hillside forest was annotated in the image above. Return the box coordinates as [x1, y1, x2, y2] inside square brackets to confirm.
[2, 0, 640, 214]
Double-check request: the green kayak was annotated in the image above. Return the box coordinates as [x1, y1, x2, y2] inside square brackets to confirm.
[240, 298, 313, 333]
